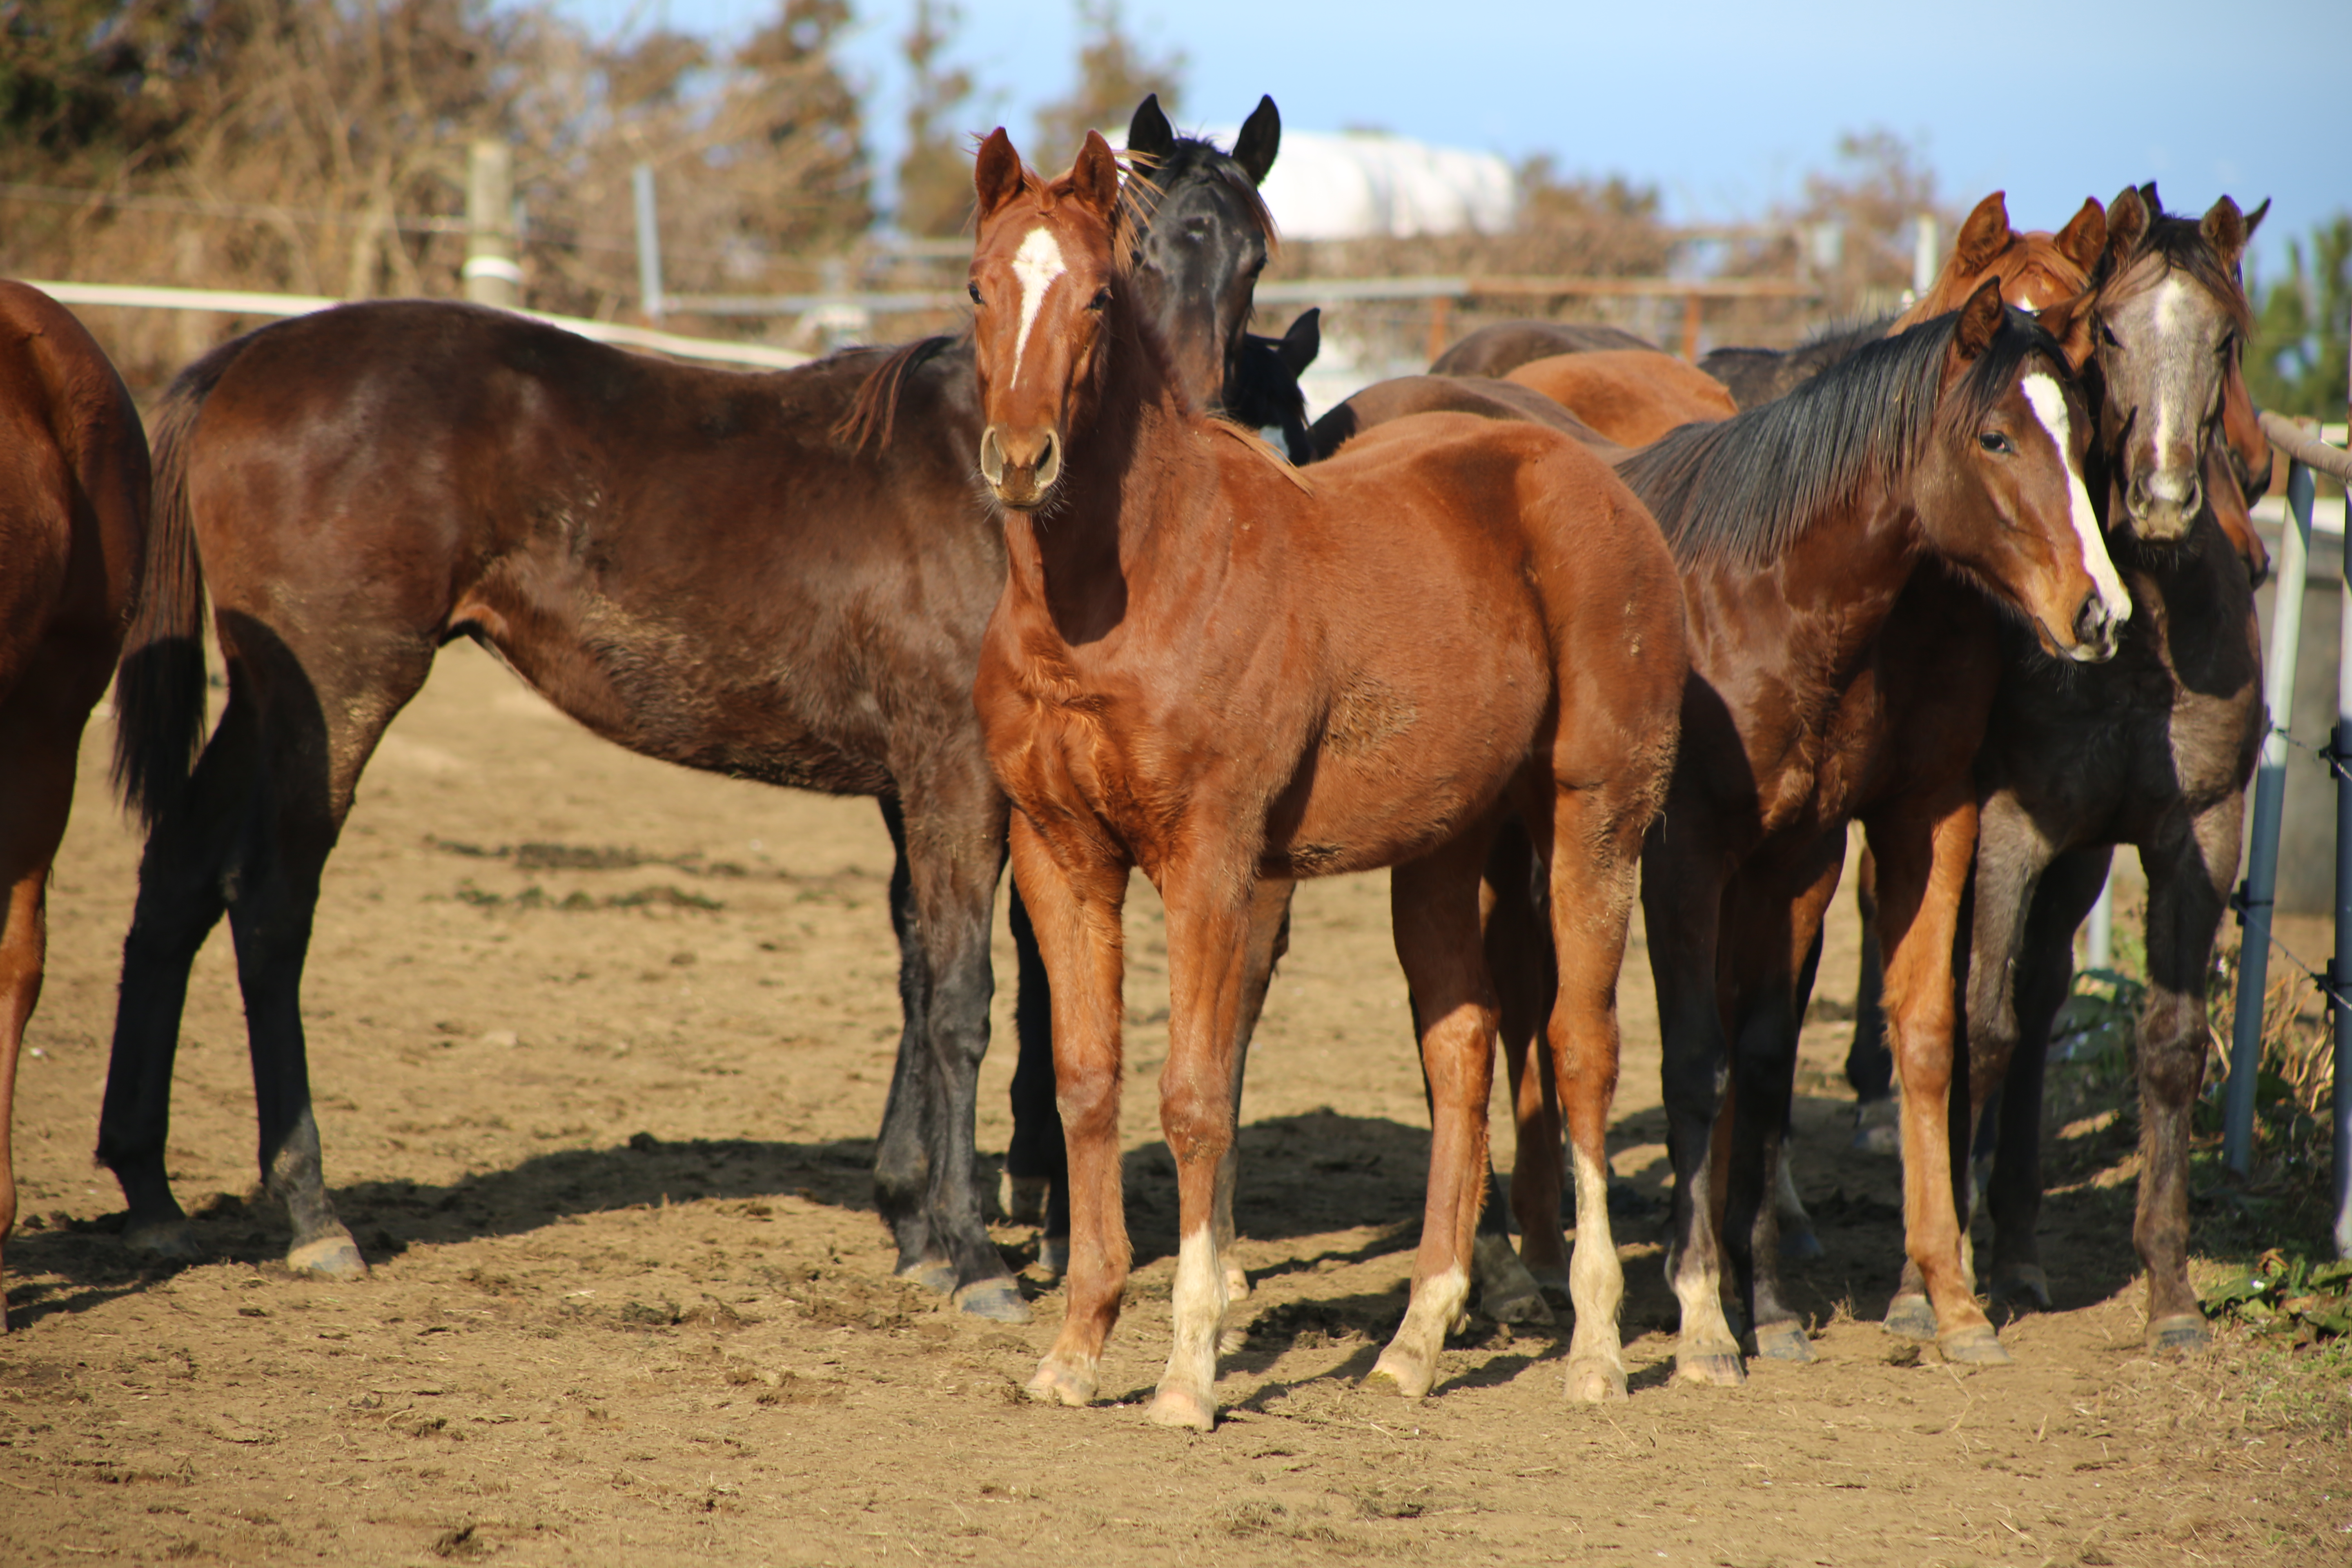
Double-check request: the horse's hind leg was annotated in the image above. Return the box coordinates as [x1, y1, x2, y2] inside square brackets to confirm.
[222, 625, 435, 1278]
[1368, 831, 1498, 1401]
[1542, 782, 1655, 1403]
[1482, 820, 1566, 1319]
[2134, 806, 2240, 1354]
[99, 690, 258, 1261]
[0, 686, 86, 1327]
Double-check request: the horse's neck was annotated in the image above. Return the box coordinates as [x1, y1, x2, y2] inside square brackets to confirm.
[1004, 330, 1212, 649]
[1731, 482, 1924, 682]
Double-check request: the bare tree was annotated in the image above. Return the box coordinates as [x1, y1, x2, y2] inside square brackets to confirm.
[1031, 0, 1183, 173]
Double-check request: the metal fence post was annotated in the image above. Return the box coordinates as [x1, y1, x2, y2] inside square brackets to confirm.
[2336, 483, 2352, 1257]
[2227, 457, 2314, 1173]
[463, 140, 519, 310]
[633, 163, 664, 323]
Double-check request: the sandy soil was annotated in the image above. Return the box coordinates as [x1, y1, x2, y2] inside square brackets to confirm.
[3, 641, 2347, 1566]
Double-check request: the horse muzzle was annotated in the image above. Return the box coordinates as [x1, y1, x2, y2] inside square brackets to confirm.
[2124, 463, 2201, 540]
[980, 424, 1062, 510]
[2065, 589, 2127, 664]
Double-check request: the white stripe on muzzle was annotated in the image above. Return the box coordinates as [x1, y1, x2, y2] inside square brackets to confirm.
[2021, 373, 2132, 626]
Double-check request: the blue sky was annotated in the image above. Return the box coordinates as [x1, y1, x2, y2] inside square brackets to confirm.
[557, 0, 2348, 280]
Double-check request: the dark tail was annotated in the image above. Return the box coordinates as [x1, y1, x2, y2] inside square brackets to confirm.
[110, 341, 243, 829]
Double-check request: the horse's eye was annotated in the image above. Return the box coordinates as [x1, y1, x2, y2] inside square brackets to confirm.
[2099, 321, 2122, 349]
[1980, 432, 2013, 455]
[968, 282, 982, 305]
[1088, 287, 1112, 311]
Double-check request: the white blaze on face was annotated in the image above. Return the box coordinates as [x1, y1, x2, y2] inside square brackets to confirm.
[1011, 226, 1068, 387]
[2021, 372, 2132, 625]
[2149, 276, 2189, 470]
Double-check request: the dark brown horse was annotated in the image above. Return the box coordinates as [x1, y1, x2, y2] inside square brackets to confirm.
[1619, 283, 2128, 1382]
[94, 98, 1294, 1324]
[965, 129, 1687, 1429]
[0, 281, 149, 1328]
[1909, 187, 2266, 1355]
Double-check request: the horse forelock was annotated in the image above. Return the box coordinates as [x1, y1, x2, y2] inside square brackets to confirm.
[1621, 307, 2019, 571]
[2099, 204, 2253, 333]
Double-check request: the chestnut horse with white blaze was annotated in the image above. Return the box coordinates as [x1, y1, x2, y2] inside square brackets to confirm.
[0, 281, 149, 1328]
[964, 130, 1687, 1430]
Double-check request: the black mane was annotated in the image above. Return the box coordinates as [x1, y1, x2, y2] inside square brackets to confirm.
[1619, 307, 2064, 570]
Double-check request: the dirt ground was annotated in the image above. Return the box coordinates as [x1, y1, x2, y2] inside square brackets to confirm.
[4, 640, 2349, 1566]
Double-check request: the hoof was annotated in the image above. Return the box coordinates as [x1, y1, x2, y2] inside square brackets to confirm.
[1882, 1293, 1937, 1341]
[1364, 1348, 1435, 1400]
[1938, 1325, 2011, 1365]
[1025, 1354, 1097, 1409]
[1222, 1264, 1252, 1303]
[1778, 1227, 1826, 1263]
[124, 1219, 202, 1265]
[896, 1258, 958, 1295]
[1851, 1099, 1900, 1156]
[1144, 1383, 1216, 1432]
[1472, 1235, 1555, 1325]
[1673, 1347, 1747, 1387]
[951, 1278, 1030, 1323]
[1988, 1265, 2051, 1314]
[1754, 1322, 1814, 1362]
[2149, 1314, 2212, 1356]
[1527, 1265, 1573, 1310]
[286, 1234, 368, 1280]
[1034, 1235, 1069, 1280]
[999, 1171, 1050, 1227]
[1564, 1354, 1629, 1403]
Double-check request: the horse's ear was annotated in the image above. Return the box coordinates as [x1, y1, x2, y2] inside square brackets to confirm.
[2034, 289, 2096, 370]
[1233, 95, 1280, 185]
[1067, 129, 1121, 215]
[1952, 191, 2013, 272]
[1277, 307, 1321, 376]
[2106, 185, 2150, 261]
[2241, 197, 2270, 244]
[1126, 93, 1174, 167]
[975, 128, 1026, 222]
[2138, 180, 2161, 214]
[2054, 198, 2106, 273]
[1954, 276, 2005, 362]
[2201, 195, 2250, 269]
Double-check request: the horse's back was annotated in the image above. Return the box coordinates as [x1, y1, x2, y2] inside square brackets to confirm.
[1504, 351, 1738, 447]
[0, 281, 147, 698]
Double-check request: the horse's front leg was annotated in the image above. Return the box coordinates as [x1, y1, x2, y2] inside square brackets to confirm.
[1012, 815, 1132, 1411]
[1147, 860, 1285, 1432]
[1866, 784, 2007, 1364]
[1212, 881, 1293, 1343]
[2135, 801, 2241, 1353]
[1370, 829, 1501, 1401]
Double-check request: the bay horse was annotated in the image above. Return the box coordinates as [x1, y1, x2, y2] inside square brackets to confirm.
[1500, 350, 1738, 446]
[1700, 192, 2109, 409]
[1887, 187, 2267, 1354]
[966, 129, 1687, 1430]
[94, 96, 1296, 1324]
[1617, 281, 2129, 1382]
[0, 281, 149, 1330]
[1430, 319, 1662, 374]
